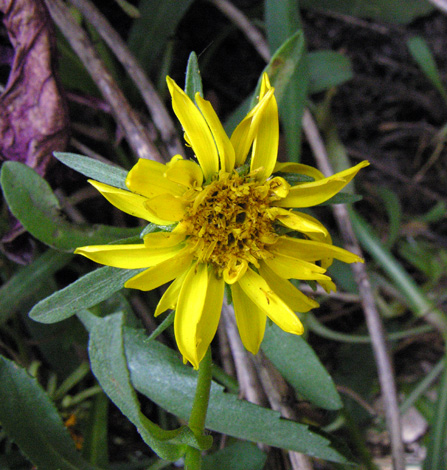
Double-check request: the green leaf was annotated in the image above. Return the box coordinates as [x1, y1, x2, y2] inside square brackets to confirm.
[299, 0, 433, 24]
[317, 192, 362, 205]
[407, 35, 447, 103]
[0, 162, 140, 251]
[114, 0, 141, 18]
[124, 327, 354, 464]
[82, 393, 109, 468]
[0, 250, 72, 326]
[262, 322, 342, 410]
[54, 152, 128, 189]
[29, 266, 143, 324]
[265, 0, 307, 162]
[251, 30, 306, 109]
[185, 51, 203, 101]
[202, 441, 266, 470]
[0, 355, 100, 470]
[127, 0, 195, 74]
[88, 313, 199, 461]
[307, 50, 353, 94]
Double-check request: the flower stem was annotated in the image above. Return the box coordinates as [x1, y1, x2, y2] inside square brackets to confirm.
[184, 348, 213, 470]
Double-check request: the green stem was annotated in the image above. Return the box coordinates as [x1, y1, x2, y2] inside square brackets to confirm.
[184, 348, 213, 470]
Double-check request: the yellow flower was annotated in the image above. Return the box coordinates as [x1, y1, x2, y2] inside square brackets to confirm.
[75, 74, 368, 369]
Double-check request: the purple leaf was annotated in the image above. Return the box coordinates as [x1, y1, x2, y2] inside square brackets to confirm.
[0, 0, 70, 174]
[1, 0, 70, 263]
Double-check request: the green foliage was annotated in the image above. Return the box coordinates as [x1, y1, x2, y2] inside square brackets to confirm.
[54, 152, 128, 189]
[29, 266, 143, 324]
[407, 35, 447, 103]
[262, 322, 342, 410]
[299, 0, 433, 24]
[0, 356, 100, 470]
[0, 162, 140, 252]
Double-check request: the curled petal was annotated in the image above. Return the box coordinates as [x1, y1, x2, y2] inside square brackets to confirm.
[174, 262, 209, 369]
[144, 193, 189, 222]
[74, 243, 183, 269]
[250, 88, 279, 181]
[230, 87, 275, 167]
[88, 180, 171, 224]
[238, 267, 304, 336]
[143, 229, 186, 249]
[276, 161, 370, 208]
[125, 250, 193, 291]
[264, 253, 330, 281]
[259, 262, 319, 313]
[164, 158, 203, 188]
[195, 268, 225, 364]
[270, 236, 364, 264]
[126, 158, 186, 198]
[154, 270, 187, 317]
[273, 162, 325, 181]
[195, 94, 235, 172]
[166, 77, 219, 180]
[267, 207, 329, 237]
[231, 282, 266, 354]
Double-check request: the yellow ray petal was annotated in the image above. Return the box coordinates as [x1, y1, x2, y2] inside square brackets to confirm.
[125, 250, 193, 291]
[164, 158, 203, 188]
[166, 77, 219, 180]
[270, 236, 364, 264]
[267, 207, 329, 237]
[230, 87, 275, 167]
[144, 193, 189, 222]
[273, 162, 325, 181]
[74, 243, 183, 269]
[143, 229, 186, 249]
[154, 270, 187, 317]
[231, 282, 266, 355]
[125, 158, 186, 198]
[195, 268, 225, 364]
[264, 253, 330, 281]
[259, 72, 272, 99]
[250, 88, 279, 181]
[237, 267, 304, 335]
[276, 161, 370, 208]
[174, 262, 209, 369]
[195, 94, 235, 172]
[259, 262, 319, 312]
[88, 180, 171, 225]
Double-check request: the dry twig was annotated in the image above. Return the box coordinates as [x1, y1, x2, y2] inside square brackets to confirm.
[68, 0, 183, 159]
[44, 0, 163, 162]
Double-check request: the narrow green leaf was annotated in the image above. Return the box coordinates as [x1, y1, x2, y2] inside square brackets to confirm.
[82, 392, 109, 468]
[349, 209, 447, 335]
[317, 192, 362, 205]
[265, 0, 307, 162]
[88, 313, 190, 461]
[1, 162, 140, 251]
[29, 266, 143, 324]
[114, 0, 141, 18]
[127, 0, 194, 74]
[185, 51, 203, 101]
[251, 31, 305, 109]
[202, 441, 266, 470]
[125, 328, 354, 464]
[54, 152, 128, 189]
[407, 36, 447, 103]
[0, 250, 72, 326]
[0, 355, 100, 470]
[262, 322, 342, 410]
[307, 50, 353, 94]
[299, 0, 433, 24]
[423, 358, 447, 470]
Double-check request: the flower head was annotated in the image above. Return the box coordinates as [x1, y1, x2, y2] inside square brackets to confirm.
[75, 74, 368, 368]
